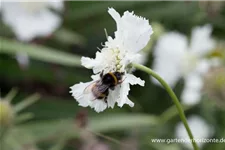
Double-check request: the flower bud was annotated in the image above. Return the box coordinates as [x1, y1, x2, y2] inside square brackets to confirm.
[0, 100, 14, 127]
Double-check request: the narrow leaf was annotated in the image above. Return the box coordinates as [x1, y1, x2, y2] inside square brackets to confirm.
[0, 37, 81, 67]
[4, 88, 18, 102]
[14, 93, 40, 113]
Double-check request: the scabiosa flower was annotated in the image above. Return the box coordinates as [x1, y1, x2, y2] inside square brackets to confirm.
[1, 0, 64, 41]
[175, 115, 214, 149]
[1, 0, 64, 68]
[152, 25, 216, 105]
[70, 8, 153, 112]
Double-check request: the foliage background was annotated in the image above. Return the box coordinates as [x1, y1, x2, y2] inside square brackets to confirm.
[0, 1, 225, 150]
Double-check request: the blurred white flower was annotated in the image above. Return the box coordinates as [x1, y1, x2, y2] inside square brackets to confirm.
[152, 25, 216, 105]
[1, 0, 64, 69]
[70, 8, 153, 112]
[175, 115, 214, 149]
[1, 0, 64, 41]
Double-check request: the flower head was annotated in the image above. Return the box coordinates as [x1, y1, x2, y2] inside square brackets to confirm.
[152, 25, 216, 105]
[1, 0, 64, 41]
[70, 8, 153, 112]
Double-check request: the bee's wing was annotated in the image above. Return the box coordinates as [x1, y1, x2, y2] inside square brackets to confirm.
[84, 81, 97, 94]
[84, 80, 109, 100]
[94, 80, 110, 94]
[77, 82, 96, 102]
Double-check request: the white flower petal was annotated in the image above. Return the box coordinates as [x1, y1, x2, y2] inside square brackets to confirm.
[152, 32, 187, 87]
[108, 8, 121, 24]
[47, 0, 64, 11]
[107, 90, 117, 108]
[181, 88, 202, 106]
[15, 52, 29, 68]
[90, 74, 100, 81]
[90, 100, 107, 113]
[81, 50, 115, 74]
[181, 73, 203, 105]
[116, 74, 142, 107]
[108, 8, 153, 53]
[125, 98, 134, 107]
[175, 115, 214, 149]
[70, 81, 93, 107]
[195, 59, 211, 75]
[184, 73, 203, 90]
[190, 24, 215, 56]
[1, 2, 62, 41]
[81, 57, 96, 69]
[125, 73, 145, 86]
[117, 82, 130, 107]
[70, 79, 108, 112]
[16, 9, 61, 41]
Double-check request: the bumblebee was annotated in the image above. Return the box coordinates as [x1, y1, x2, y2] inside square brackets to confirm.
[85, 71, 124, 103]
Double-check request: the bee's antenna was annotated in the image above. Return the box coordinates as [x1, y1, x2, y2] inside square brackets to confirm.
[104, 28, 109, 40]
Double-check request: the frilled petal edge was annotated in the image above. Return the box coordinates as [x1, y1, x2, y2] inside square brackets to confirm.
[70, 81, 107, 112]
[108, 7, 153, 53]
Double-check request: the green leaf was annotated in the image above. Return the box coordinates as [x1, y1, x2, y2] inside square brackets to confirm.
[0, 37, 81, 67]
[14, 93, 40, 113]
[89, 114, 159, 132]
[4, 88, 18, 102]
[17, 113, 159, 143]
[15, 113, 34, 124]
[17, 119, 77, 142]
[53, 28, 86, 46]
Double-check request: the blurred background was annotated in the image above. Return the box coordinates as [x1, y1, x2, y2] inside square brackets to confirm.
[0, 1, 225, 150]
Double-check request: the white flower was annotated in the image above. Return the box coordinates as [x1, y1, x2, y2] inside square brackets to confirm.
[175, 115, 214, 149]
[70, 8, 153, 112]
[152, 25, 216, 105]
[1, 0, 64, 41]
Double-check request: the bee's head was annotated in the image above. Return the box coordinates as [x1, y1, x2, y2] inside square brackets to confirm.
[113, 72, 124, 81]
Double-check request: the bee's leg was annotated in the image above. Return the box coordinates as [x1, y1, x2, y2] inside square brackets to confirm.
[109, 86, 115, 90]
[104, 96, 108, 103]
[118, 77, 126, 84]
[104, 90, 109, 103]
[100, 70, 104, 78]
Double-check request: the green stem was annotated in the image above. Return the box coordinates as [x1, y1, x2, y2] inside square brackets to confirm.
[132, 63, 199, 150]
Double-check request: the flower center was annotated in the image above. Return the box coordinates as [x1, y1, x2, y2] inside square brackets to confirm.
[112, 48, 123, 71]
[20, 2, 48, 14]
[181, 52, 198, 75]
